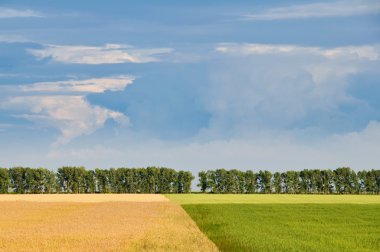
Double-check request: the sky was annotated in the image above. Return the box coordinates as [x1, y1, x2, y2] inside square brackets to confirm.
[0, 0, 380, 177]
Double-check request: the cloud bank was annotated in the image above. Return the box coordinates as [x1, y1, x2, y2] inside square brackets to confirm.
[244, 0, 380, 20]
[216, 43, 380, 60]
[27, 44, 173, 64]
[36, 120, 380, 174]
[206, 43, 380, 137]
[21, 75, 135, 93]
[0, 7, 41, 18]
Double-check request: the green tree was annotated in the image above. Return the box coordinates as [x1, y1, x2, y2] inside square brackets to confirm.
[257, 170, 272, 193]
[95, 169, 110, 193]
[273, 172, 282, 193]
[85, 170, 96, 193]
[146, 167, 158, 193]
[198, 171, 208, 193]
[357, 170, 367, 194]
[374, 169, 380, 194]
[244, 170, 256, 193]
[0, 168, 10, 193]
[334, 167, 357, 194]
[207, 170, 217, 193]
[9, 167, 26, 194]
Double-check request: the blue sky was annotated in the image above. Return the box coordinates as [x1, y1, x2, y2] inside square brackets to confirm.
[0, 0, 380, 175]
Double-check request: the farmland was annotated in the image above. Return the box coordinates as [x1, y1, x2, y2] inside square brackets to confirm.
[0, 194, 217, 252]
[168, 194, 380, 252]
[1, 194, 380, 251]
[167, 194, 380, 204]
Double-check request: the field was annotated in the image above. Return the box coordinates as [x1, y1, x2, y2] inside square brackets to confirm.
[166, 194, 380, 204]
[2, 194, 380, 252]
[167, 194, 380, 252]
[0, 194, 217, 252]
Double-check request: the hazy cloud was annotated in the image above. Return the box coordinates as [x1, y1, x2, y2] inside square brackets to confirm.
[208, 43, 380, 136]
[216, 43, 380, 61]
[0, 35, 31, 43]
[0, 7, 41, 18]
[21, 75, 135, 93]
[28, 119, 380, 174]
[244, 0, 380, 20]
[27, 44, 173, 64]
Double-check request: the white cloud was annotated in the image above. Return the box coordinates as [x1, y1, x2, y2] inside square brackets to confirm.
[216, 43, 380, 61]
[27, 44, 173, 64]
[322, 46, 380, 60]
[3, 96, 128, 145]
[1, 76, 134, 144]
[21, 75, 134, 93]
[0, 7, 41, 18]
[244, 0, 380, 20]
[21, 120, 379, 176]
[209, 43, 380, 135]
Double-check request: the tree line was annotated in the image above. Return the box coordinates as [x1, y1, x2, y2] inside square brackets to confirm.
[0, 167, 194, 194]
[1, 166, 379, 194]
[198, 168, 380, 194]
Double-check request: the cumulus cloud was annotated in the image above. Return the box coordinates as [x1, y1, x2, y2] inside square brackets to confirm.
[1, 76, 133, 144]
[244, 0, 380, 20]
[27, 44, 173, 64]
[3, 96, 128, 144]
[0, 7, 41, 18]
[208, 43, 380, 136]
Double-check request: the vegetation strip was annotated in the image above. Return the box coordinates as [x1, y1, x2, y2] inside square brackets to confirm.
[0, 167, 194, 194]
[168, 195, 380, 252]
[182, 203, 380, 252]
[167, 194, 380, 204]
[198, 168, 380, 194]
[1, 167, 379, 194]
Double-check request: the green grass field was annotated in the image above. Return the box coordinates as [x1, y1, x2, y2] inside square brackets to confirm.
[167, 194, 380, 204]
[166, 195, 380, 252]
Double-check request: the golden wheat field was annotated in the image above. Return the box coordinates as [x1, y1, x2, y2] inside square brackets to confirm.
[0, 194, 218, 252]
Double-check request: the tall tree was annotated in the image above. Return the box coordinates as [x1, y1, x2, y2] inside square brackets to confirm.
[0, 168, 10, 193]
[374, 169, 380, 194]
[334, 167, 356, 194]
[257, 170, 272, 193]
[95, 169, 110, 193]
[244, 170, 256, 193]
[273, 172, 282, 193]
[198, 171, 208, 193]
[9, 167, 26, 194]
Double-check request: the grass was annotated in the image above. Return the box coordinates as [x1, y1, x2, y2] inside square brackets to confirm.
[166, 194, 380, 204]
[167, 194, 380, 252]
[183, 204, 380, 252]
[0, 194, 217, 252]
